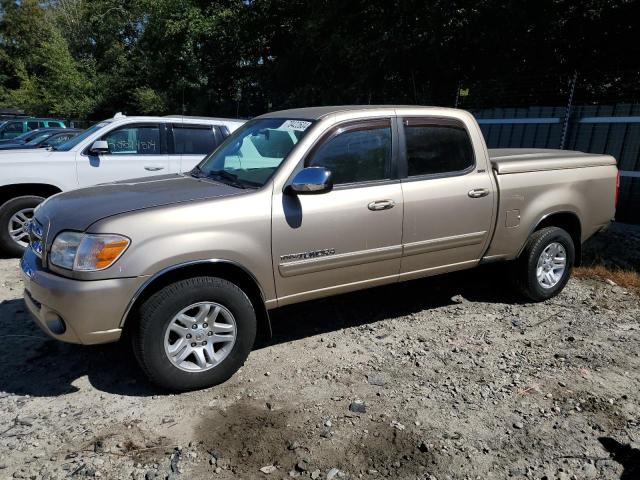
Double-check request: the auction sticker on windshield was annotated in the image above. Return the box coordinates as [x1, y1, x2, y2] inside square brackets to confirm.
[280, 120, 312, 131]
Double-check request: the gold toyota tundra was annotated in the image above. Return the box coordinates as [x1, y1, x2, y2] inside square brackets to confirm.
[20, 106, 618, 390]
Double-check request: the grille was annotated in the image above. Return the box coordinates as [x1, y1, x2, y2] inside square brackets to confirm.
[29, 219, 44, 259]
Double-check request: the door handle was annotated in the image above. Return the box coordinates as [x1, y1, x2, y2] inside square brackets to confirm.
[468, 188, 489, 198]
[368, 200, 395, 211]
[144, 165, 165, 171]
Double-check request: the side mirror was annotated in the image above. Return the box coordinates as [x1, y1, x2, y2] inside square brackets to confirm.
[287, 167, 333, 194]
[89, 140, 109, 154]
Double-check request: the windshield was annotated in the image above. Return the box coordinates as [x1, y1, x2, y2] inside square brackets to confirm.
[25, 132, 54, 146]
[196, 118, 314, 188]
[53, 122, 111, 151]
[10, 129, 40, 142]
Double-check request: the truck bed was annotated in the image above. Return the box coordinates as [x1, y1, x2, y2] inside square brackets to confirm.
[489, 148, 617, 174]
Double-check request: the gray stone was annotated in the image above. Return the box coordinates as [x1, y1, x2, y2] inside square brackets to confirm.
[349, 400, 366, 413]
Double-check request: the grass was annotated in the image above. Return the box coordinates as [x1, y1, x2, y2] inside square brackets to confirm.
[573, 265, 640, 295]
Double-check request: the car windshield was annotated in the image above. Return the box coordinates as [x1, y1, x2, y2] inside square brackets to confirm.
[53, 122, 111, 151]
[195, 118, 314, 188]
[25, 132, 54, 146]
[10, 129, 40, 142]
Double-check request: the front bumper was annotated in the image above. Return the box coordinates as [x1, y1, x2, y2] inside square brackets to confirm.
[20, 248, 144, 345]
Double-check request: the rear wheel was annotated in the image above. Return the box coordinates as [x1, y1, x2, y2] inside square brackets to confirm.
[514, 226, 575, 301]
[0, 196, 44, 257]
[132, 276, 256, 391]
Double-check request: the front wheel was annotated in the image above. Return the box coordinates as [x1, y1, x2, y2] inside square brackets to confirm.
[0, 196, 44, 257]
[514, 226, 575, 302]
[132, 276, 257, 391]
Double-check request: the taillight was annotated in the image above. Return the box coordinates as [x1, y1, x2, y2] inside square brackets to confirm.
[614, 170, 620, 209]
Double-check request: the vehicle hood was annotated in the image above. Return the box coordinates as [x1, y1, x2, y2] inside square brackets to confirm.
[36, 174, 245, 240]
[0, 144, 38, 151]
[0, 148, 55, 156]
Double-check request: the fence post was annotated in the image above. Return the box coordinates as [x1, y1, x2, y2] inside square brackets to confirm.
[560, 71, 578, 149]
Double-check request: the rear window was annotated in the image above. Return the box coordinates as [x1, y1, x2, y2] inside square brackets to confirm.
[174, 126, 217, 155]
[404, 121, 474, 177]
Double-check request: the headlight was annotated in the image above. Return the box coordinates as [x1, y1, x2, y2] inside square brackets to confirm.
[50, 232, 130, 271]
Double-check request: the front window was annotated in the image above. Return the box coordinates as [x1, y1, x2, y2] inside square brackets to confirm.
[307, 121, 392, 185]
[103, 125, 160, 154]
[196, 118, 314, 188]
[46, 132, 77, 147]
[53, 121, 111, 151]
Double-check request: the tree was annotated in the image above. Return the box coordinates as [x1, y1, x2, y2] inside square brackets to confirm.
[0, 0, 101, 117]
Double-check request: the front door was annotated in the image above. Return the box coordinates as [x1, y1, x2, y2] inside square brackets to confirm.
[398, 116, 494, 279]
[272, 118, 403, 305]
[77, 123, 169, 187]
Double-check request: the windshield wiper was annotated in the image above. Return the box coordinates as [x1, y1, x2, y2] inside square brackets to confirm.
[207, 169, 249, 189]
[190, 165, 205, 178]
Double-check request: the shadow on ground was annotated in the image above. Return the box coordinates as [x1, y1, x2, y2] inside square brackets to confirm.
[0, 264, 518, 398]
[599, 437, 640, 480]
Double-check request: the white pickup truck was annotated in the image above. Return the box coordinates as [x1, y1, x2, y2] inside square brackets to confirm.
[0, 114, 244, 255]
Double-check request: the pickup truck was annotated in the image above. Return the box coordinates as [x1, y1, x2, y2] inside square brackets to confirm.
[20, 106, 618, 391]
[0, 114, 244, 256]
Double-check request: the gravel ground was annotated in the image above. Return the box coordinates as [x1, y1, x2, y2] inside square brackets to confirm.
[0, 224, 639, 480]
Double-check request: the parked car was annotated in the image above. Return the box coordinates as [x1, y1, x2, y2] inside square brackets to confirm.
[0, 114, 244, 255]
[20, 106, 618, 391]
[0, 128, 81, 150]
[0, 118, 66, 141]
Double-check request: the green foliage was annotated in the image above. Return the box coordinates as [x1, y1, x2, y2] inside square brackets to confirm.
[0, 0, 638, 119]
[0, 0, 101, 117]
[133, 87, 166, 115]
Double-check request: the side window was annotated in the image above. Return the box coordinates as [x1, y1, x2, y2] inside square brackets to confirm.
[48, 134, 74, 146]
[404, 121, 474, 177]
[27, 121, 40, 130]
[173, 126, 216, 155]
[5, 122, 23, 133]
[307, 123, 392, 185]
[103, 125, 160, 155]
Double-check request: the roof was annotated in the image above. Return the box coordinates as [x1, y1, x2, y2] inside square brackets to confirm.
[163, 115, 245, 123]
[257, 105, 454, 120]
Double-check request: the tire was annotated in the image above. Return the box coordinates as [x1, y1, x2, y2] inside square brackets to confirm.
[0, 196, 44, 257]
[132, 276, 256, 391]
[514, 226, 575, 302]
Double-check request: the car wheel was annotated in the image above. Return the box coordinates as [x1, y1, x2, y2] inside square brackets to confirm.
[132, 276, 257, 391]
[514, 226, 575, 302]
[0, 196, 44, 257]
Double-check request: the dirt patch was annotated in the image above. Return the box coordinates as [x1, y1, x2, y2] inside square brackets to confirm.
[193, 400, 436, 477]
[574, 265, 640, 295]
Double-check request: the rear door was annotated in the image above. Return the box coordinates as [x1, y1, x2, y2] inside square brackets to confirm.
[76, 122, 169, 186]
[170, 123, 222, 172]
[398, 116, 494, 279]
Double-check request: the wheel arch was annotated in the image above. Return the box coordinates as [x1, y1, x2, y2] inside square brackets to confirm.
[0, 183, 62, 207]
[527, 211, 582, 266]
[120, 259, 272, 338]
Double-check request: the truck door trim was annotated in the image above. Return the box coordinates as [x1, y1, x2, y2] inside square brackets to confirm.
[403, 231, 487, 256]
[278, 244, 402, 277]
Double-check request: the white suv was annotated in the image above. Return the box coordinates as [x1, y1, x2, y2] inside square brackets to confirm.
[0, 114, 244, 255]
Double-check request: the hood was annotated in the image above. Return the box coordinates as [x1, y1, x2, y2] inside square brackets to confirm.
[36, 174, 245, 239]
[0, 144, 39, 151]
[0, 148, 55, 156]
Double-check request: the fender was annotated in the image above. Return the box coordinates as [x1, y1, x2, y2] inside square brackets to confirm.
[119, 258, 271, 335]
